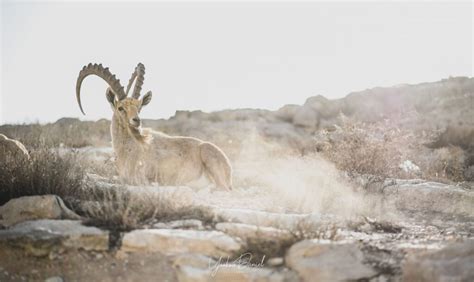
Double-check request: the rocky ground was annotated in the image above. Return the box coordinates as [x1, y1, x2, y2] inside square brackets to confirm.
[0, 171, 473, 281]
[1, 77, 473, 281]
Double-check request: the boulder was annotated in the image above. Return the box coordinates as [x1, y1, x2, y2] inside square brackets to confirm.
[402, 240, 474, 282]
[121, 229, 242, 258]
[285, 240, 377, 281]
[205, 265, 298, 282]
[172, 254, 299, 282]
[0, 195, 81, 228]
[215, 222, 296, 260]
[382, 179, 474, 216]
[0, 220, 108, 256]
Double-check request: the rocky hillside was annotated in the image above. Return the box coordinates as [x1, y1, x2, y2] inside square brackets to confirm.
[4, 76, 473, 142]
[2, 76, 473, 181]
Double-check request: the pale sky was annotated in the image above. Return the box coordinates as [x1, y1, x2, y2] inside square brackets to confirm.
[1, 1, 472, 124]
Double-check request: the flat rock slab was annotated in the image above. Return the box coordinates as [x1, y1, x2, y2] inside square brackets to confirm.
[0, 220, 108, 256]
[153, 219, 204, 230]
[213, 208, 308, 230]
[172, 254, 300, 282]
[286, 240, 377, 281]
[121, 229, 242, 258]
[215, 222, 294, 242]
[0, 195, 80, 228]
[382, 179, 474, 216]
[402, 240, 474, 281]
[178, 264, 299, 282]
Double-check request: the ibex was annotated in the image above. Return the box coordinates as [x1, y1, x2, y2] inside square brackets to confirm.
[76, 63, 233, 190]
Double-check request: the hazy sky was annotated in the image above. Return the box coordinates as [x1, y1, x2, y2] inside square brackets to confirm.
[1, 1, 472, 124]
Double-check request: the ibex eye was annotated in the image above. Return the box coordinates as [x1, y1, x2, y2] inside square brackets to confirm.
[118, 107, 125, 112]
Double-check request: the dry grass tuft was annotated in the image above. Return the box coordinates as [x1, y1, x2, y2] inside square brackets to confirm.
[0, 147, 86, 206]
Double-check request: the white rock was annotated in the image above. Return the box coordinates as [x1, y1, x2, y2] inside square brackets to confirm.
[0, 195, 80, 228]
[172, 254, 299, 282]
[215, 222, 293, 242]
[153, 219, 203, 230]
[382, 180, 474, 216]
[0, 220, 108, 256]
[267, 257, 284, 267]
[121, 229, 242, 257]
[44, 276, 64, 282]
[402, 240, 474, 281]
[399, 160, 421, 173]
[213, 208, 308, 230]
[286, 240, 377, 281]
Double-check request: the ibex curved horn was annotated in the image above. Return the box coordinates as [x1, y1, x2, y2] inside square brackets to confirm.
[125, 63, 145, 99]
[76, 63, 126, 115]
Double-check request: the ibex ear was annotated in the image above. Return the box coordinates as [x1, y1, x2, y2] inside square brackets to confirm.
[105, 88, 116, 108]
[141, 91, 152, 107]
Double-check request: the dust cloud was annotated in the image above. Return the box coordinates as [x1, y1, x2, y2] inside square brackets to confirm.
[213, 131, 391, 219]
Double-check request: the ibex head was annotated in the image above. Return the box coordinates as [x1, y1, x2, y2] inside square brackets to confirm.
[76, 63, 153, 130]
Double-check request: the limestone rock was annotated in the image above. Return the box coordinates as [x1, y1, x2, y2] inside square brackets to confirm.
[172, 254, 299, 282]
[285, 240, 377, 281]
[402, 240, 474, 282]
[215, 222, 293, 242]
[0, 195, 81, 228]
[0, 220, 108, 256]
[267, 257, 284, 267]
[382, 179, 474, 216]
[44, 276, 64, 282]
[213, 208, 307, 230]
[153, 219, 204, 230]
[121, 229, 242, 258]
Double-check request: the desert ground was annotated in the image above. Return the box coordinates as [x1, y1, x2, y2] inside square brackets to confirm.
[0, 76, 473, 281]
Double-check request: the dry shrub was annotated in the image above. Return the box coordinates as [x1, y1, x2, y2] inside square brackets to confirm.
[321, 117, 470, 182]
[0, 147, 86, 205]
[79, 188, 160, 231]
[80, 187, 217, 231]
[0, 140, 210, 231]
[322, 118, 403, 178]
[83, 157, 118, 179]
[0, 146, 214, 231]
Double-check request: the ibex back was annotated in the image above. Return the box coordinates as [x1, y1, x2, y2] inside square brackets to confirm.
[76, 63, 233, 190]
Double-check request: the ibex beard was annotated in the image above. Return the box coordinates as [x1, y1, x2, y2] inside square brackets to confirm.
[76, 63, 233, 190]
